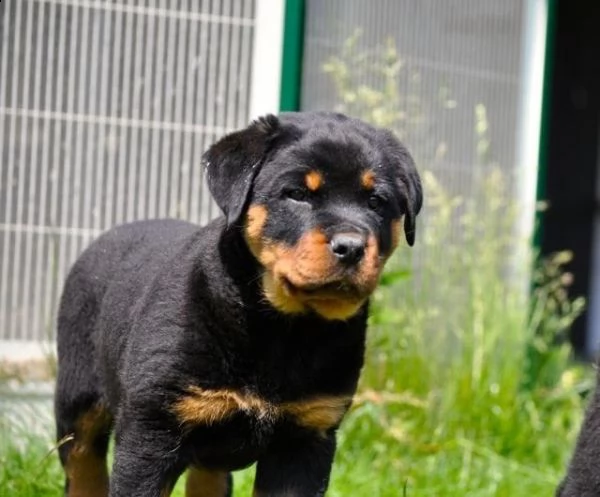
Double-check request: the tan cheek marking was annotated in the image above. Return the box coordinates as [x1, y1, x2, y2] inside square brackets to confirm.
[353, 235, 381, 292]
[261, 230, 337, 314]
[172, 387, 277, 426]
[65, 406, 112, 497]
[245, 204, 269, 257]
[289, 229, 334, 284]
[245, 206, 297, 276]
[282, 396, 352, 435]
[186, 467, 229, 497]
[361, 170, 376, 190]
[304, 170, 323, 191]
[262, 270, 306, 315]
[255, 241, 307, 314]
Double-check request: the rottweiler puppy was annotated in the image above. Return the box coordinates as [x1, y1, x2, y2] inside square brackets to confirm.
[54, 111, 422, 497]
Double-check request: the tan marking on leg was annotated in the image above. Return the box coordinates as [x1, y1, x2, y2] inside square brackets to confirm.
[186, 467, 229, 497]
[65, 406, 111, 497]
[304, 170, 323, 191]
[172, 387, 277, 426]
[361, 170, 376, 190]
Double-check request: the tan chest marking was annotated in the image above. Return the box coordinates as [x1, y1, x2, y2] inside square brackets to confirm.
[280, 396, 352, 432]
[172, 387, 352, 433]
[172, 387, 277, 426]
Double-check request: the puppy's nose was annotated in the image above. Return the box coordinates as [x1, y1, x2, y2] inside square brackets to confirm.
[330, 233, 366, 265]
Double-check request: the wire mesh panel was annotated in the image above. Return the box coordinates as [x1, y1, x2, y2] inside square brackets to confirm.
[0, 0, 256, 342]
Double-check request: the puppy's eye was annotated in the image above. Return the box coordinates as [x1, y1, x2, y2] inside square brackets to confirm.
[368, 194, 386, 211]
[284, 188, 308, 202]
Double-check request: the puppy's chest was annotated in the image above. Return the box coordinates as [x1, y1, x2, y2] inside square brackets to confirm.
[172, 339, 358, 435]
[173, 386, 352, 470]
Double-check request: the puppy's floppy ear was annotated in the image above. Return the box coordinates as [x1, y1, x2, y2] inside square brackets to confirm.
[203, 114, 281, 227]
[379, 130, 423, 246]
[401, 152, 423, 247]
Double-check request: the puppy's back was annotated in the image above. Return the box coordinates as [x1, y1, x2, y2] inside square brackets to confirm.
[59, 219, 198, 315]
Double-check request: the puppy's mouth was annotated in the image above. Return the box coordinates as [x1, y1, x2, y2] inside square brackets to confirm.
[281, 277, 364, 302]
[252, 228, 381, 320]
[261, 270, 374, 321]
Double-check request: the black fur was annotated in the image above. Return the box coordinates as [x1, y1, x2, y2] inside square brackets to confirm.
[557, 366, 600, 496]
[54, 111, 422, 497]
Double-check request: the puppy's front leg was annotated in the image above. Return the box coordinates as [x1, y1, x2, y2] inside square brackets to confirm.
[253, 431, 337, 497]
[109, 417, 184, 497]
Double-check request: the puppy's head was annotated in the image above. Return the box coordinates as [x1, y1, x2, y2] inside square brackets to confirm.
[204, 112, 422, 321]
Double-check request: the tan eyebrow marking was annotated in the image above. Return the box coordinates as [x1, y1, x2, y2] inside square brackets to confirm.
[361, 170, 376, 190]
[305, 170, 323, 191]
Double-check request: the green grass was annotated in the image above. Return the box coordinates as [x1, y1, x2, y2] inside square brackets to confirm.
[0, 391, 587, 497]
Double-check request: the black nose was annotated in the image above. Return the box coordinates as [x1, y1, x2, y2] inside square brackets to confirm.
[330, 233, 366, 265]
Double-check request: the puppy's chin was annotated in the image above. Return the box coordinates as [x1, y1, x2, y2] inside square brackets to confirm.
[304, 298, 366, 321]
[261, 271, 367, 321]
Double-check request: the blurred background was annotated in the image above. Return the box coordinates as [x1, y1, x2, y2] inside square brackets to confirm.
[1, 1, 599, 496]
